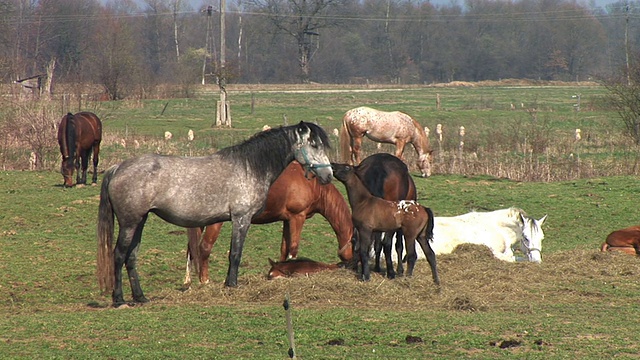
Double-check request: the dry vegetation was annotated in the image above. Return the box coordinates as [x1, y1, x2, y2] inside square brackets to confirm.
[160, 245, 640, 313]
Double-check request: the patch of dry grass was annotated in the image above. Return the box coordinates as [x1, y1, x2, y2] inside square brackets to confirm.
[158, 245, 640, 313]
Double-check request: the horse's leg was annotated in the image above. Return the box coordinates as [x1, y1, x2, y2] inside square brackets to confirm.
[395, 230, 405, 276]
[126, 227, 149, 304]
[404, 237, 418, 277]
[112, 216, 148, 306]
[357, 228, 374, 281]
[224, 215, 253, 287]
[283, 216, 304, 261]
[394, 141, 407, 161]
[373, 231, 383, 273]
[416, 236, 440, 285]
[200, 223, 223, 284]
[91, 144, 100, 184]
[381, 232, 396, 279]
[81, 150, 91, 185]
[74, 154, 82, 185]
[352, 136, 363, 165]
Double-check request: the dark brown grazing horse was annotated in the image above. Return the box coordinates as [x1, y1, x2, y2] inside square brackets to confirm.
[57, 112, 102, 187]
[355, 153, 416, 279]
[267, 258, 341, 279]
[601, 226, 640, 255]
[332, 162, 439, 284]
[184, 161, 353, 286]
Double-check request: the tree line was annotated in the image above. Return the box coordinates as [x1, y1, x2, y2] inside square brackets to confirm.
[1, 0, 639, 98]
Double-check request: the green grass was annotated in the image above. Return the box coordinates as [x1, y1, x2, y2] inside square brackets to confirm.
[2, 169, 640, 358]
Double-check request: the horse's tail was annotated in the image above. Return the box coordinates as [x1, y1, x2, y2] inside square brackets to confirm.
[96, 164, 118, 294]
[339, 116, 351, 164]
[423, 206, 435, 242]
[186, 227, 204, 276]
[65, 113, 77, 164]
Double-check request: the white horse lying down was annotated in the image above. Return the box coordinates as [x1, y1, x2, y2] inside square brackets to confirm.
[377, 207, 547, 263]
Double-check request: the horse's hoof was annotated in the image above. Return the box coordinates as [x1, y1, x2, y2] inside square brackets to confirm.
[133, 296, 149, 304]
[113, 301, 128, 308]
[76, 184, 85, 188]
[91, 182, 98, 187]
[387, 272, 396, 280]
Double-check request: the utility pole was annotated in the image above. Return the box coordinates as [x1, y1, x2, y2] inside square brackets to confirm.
[626, 3, 631, 86]
[202, 5, 215, 86]
[216, 0, 231, 127]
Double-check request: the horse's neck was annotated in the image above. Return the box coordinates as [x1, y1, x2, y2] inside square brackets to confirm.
[344, 174, 374, 209]
[409, 125, 429, 156]
[317, 185, 353, 245]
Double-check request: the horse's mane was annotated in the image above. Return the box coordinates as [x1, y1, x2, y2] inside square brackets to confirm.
[217, 122, 330, 179]
[63, 113, 77, 162]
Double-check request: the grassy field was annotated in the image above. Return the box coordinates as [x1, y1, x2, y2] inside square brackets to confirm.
[2, 84, 640, 358]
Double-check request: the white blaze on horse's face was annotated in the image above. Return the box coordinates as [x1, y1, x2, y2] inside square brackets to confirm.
[520, 214, 547, 263]
[418, 154, 431, 178]
[294, 125, 333, 184]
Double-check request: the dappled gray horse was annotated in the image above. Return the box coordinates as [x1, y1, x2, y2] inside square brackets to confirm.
[97, 122, 333, 307]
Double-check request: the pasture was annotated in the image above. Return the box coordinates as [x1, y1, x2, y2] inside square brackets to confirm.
[1, 84, 640, 358]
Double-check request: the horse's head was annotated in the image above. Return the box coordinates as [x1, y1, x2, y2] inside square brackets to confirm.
[60, 158, 75, 187]
[519, 213, 547, 263]
[293, 122, 333, 184]
[417, 151, 433, 178]
[330, 162, 353, 184]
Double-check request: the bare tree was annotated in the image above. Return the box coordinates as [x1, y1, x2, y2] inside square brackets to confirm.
[605, 64, 640, 144]
[246, 0, 347, 83]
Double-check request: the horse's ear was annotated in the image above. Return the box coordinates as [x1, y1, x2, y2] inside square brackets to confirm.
[268, 258, 276, 266]
[538, 215, 548, 226]
[519, 212, 527, 224]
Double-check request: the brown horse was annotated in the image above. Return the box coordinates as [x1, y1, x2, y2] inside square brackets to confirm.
[339, 106, 432, 177]
[57, 112, 102, 187]
[331, 162, 439, 284]
[184, 161, 353, 286]
[601, 226, 640, 255]
[355, 153, 416, 279]
[267, 258, 341, 279]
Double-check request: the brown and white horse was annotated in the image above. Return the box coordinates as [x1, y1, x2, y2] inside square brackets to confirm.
[331, 162, 439, 284]
[339, 106, 432, 177]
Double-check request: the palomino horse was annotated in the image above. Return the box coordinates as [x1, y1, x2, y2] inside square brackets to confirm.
[339, 106, 432, 177]
[267, 258, 341, 279]
[97, 122, 333, 307]
[355, 153, 416, 279]
[601, 226, 640, 255]
[183, 161, 353, 286]
[380, 208, 547, 263]
[331, 163, 439, 284]
[57, 112, 102, 187]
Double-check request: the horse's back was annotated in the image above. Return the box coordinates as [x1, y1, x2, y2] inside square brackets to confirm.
[75, 112, 103, 141]
[344, 107, 413, 139]
[356, 153, 415, 201]
[605, 226, 640, 247]
[108, 154, 265, 227]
